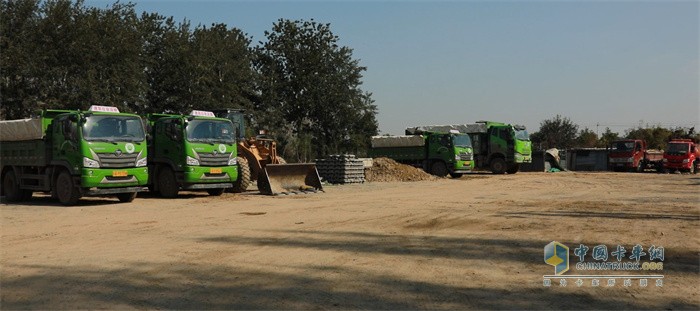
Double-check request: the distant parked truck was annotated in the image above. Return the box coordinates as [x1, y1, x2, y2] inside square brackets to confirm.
[663, 139, 700, 174]
[407, 121, 532, 174]
[0, 106, 148, 205]
[146, 110, 238, 197]
[608, 139, 664, 172]
[368, 130, 474, 178]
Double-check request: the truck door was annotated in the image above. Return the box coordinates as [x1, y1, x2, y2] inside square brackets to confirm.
[155, 119, 183, 167]
[52, 115, 80, 173]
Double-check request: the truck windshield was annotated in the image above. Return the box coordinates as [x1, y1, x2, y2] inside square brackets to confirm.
[667, 143, 688, 154]
[186, 119, 235, 144]
[515, 129, 529, 141]
[453, 134, 472, 147]
[83, 115, 145, 142]
[611, 141, 635, 152]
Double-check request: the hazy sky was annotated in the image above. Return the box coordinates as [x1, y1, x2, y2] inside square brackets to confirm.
[87, 0, 700, 135]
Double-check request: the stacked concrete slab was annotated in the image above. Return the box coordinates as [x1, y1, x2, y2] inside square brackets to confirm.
[315, 154, 366, 184]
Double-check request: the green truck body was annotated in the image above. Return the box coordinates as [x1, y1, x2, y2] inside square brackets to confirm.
[369, 131, 474, 178]
[408, 121, 532, 174]
[0, 107, 149, 205]
[146, 111, 238, 197]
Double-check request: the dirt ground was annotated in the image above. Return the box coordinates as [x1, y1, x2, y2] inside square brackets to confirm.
[1, 172, 698, 310]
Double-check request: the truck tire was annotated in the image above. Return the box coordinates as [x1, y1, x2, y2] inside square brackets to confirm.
[490, 158, 507, 174]
[2, 170, 23, 202]
[158, 167, 179, 198]
[507, 164, 520, 174]
[449, 172, 463, 178]
[117, 192, 137, 202]
[430, 161, 448, 177]
[55, 171, 80, 206]
[207, 188, 225, 196]
[231, 157, 251, 193]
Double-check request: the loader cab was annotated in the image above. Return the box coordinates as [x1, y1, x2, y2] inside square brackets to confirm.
[212, 109, 246, 141]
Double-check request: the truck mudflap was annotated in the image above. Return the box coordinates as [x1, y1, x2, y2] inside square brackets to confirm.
[258, 163, 323, 195]
[83, 186, 145, 196]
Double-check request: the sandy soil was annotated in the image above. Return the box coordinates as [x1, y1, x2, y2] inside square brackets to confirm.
[1, 172, 699, 310]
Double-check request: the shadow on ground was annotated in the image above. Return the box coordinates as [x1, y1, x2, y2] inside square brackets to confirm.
[3, 231, 698, 310]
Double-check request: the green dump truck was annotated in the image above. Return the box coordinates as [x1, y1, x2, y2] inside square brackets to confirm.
[408, 121, 532, 174]
[0, 106, 148, 205]
[146, 110, 238, 197]
[369, 130, 474, 178]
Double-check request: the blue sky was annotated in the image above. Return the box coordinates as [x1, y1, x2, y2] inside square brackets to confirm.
[87, 0, 700, 135]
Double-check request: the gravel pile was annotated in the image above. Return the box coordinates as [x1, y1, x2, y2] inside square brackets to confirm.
[365, 157, 437, 182]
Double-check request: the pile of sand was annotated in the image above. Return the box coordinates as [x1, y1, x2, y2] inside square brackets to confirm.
[365, 158, 437, 182]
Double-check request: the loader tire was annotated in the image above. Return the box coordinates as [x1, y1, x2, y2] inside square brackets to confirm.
[231, 157, 251, 193]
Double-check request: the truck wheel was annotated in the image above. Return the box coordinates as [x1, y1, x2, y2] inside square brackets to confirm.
[207, 188, 225, 196]
[430, 161, 448, 177]
[2, 170, 23, 202]
[231, 157, 251, 193]
[490, 158, 507, 174]
[158, 167, 179, 198]
[21, 190, 33, 201]
[56, 171, 80, 206]
[449, 172, 463, 178]
[506, 164, 520, 174]
[116, 192, 137, 202]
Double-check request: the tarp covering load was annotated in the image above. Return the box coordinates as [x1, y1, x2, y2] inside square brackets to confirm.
[406, 124, 487, 135]
[371, 135, 425, 148]
[0, 118, 44, 141]
[258, 163, 323, 195]
[545, 148, 566, 172]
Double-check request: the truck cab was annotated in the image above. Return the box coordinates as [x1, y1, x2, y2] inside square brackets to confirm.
[609, 139, 645, 172]
[146, 110, 238, 197]
[426, 131, 474, 177]
[663, 139, 699, 174]
[471, 121, 532, 174]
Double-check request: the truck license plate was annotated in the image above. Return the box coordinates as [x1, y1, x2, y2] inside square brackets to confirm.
[112, 171, 128, 177]
[210, 168, 222, 174]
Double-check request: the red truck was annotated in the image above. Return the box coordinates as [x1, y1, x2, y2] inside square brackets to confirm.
[608, 139, 664, 172]
[663, 139, 700, 174]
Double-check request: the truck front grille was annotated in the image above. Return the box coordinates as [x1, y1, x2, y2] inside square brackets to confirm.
[459, 152, 473, 161]
[199, 153, 230, 167]
[97, 153, 137, 168]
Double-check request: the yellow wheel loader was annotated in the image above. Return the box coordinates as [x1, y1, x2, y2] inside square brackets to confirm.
[213, 109, 323, 195]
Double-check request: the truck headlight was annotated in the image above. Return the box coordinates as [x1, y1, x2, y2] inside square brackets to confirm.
[662, 158, 668, 163]
[136, 156, 147, 167]
[455, 155, 460, 161]
[228, 156, 238, 166]
[83, 157, 100, 168]
[627, 157, 634, 163]
[186, 155, 200, 166]
[682, 159, 690, 163]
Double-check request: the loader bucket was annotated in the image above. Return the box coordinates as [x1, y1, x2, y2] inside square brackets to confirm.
[258, 163, 324, 195]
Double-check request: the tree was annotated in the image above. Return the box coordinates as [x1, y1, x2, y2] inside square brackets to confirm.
[598, 127, 619, 148]
[576, 128, 598, 148]
[530, 115, 579, 150]
[255, 19, 378, 160]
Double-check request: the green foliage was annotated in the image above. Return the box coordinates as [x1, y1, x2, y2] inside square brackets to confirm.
[1, 2, 377, 158]
[530, 115, 579, 150]
[598, 127, 619, 148]
[625, 126, 698, 150]
[254, 19, 378, 161]
[576, 128, 598, 148]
